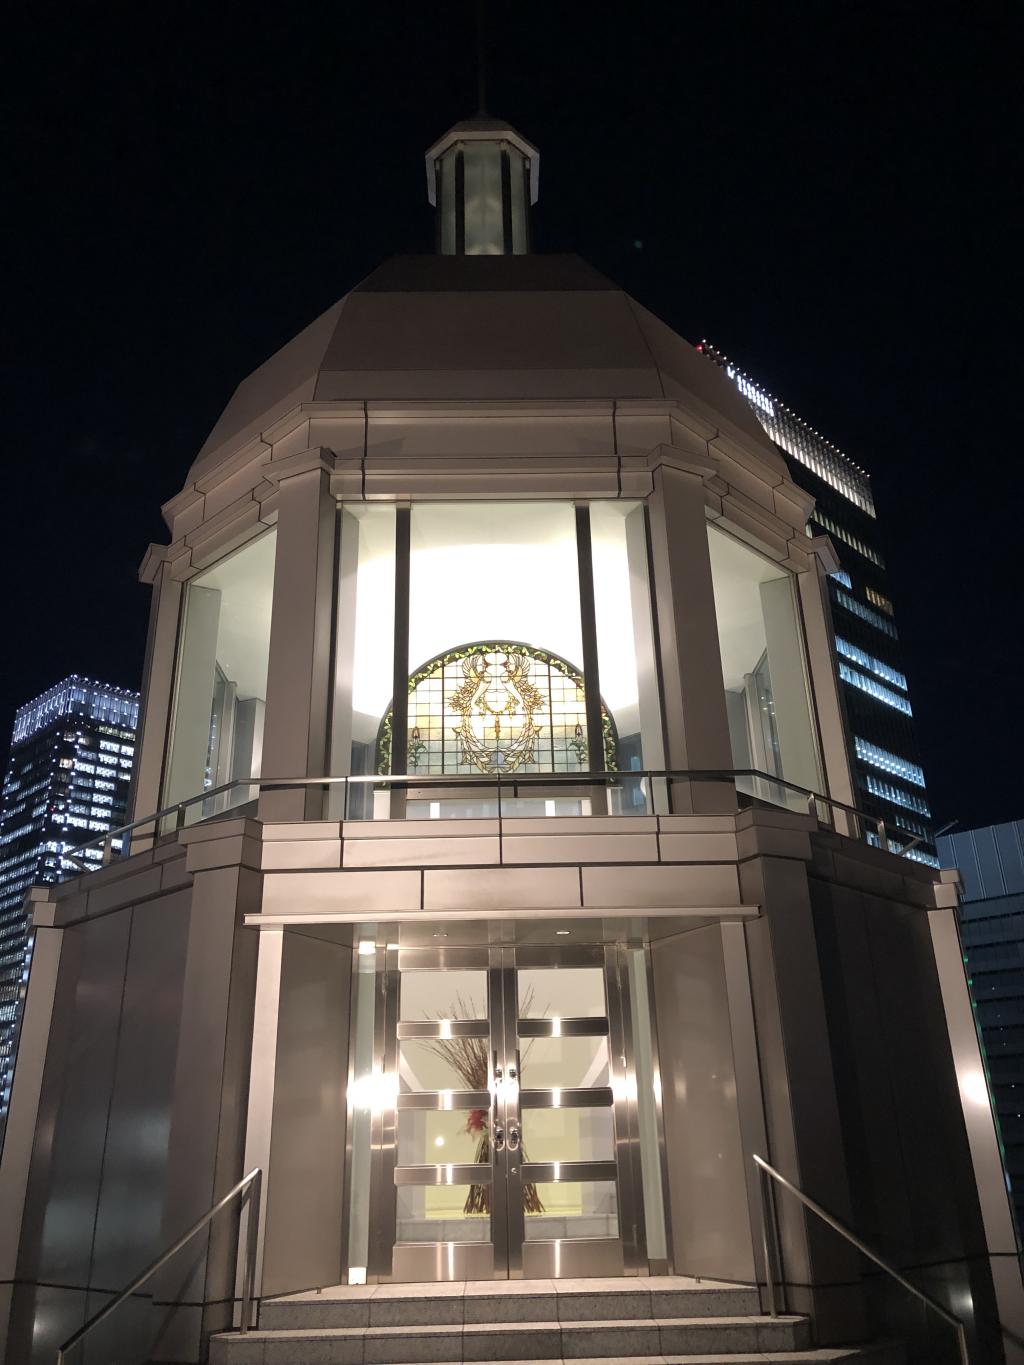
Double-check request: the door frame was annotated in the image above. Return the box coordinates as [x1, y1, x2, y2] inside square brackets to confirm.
[364, 942, 650, 1282]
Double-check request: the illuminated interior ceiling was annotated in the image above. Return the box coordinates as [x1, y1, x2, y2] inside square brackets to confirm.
[707, 526, 789, 691]
[193, 531, 276, 699]
[377, 642, 617, 776]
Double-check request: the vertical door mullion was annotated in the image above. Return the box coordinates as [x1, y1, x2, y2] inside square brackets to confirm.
[606, 945, 643, 1274]
[503, 949, 525, 1277]
[488, 949, 510, 1278]
[369, 944, 400, 1281]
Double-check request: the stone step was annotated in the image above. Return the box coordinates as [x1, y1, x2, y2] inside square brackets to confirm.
[259, 1282, 762, 1330]
[209, 1314, 813, 1363]
[211, 1346, 902, 1365]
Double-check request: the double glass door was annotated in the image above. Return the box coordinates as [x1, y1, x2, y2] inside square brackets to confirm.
[366, 944, 648, 1281]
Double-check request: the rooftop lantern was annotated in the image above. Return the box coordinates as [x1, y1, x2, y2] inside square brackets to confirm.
[425, 116, 539, 255]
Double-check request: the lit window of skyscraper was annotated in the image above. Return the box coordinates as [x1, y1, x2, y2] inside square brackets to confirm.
[0, 676, 139, 1151]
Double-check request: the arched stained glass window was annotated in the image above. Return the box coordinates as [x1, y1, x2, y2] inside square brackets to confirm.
[376, 642, 617, 776]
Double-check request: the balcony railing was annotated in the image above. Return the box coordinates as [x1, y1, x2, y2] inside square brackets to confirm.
[60, 769, 934, 878]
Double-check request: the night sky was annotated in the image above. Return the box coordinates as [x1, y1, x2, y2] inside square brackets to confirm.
[4, 2, 1021, 832]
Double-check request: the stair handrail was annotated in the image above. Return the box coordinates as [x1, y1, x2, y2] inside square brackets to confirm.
[753, 1154, 969, 1365]
[55, 1167, 262, 1364]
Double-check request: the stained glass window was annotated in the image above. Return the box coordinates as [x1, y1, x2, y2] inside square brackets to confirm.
[377, 642, 617, 776]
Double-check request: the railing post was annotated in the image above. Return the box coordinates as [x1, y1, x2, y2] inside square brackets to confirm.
[876, 819, 887, 851]
[101, 835, 113, 867]
[240, 1168, 262, 1333]
[758, 1161, 779, 1317]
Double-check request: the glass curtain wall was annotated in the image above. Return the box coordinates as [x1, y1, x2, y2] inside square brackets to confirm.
[707, 524, 822, 809]
[332, 500, 662, 819]
[163, 531, 276, 817]
[591, 501, 663, 792]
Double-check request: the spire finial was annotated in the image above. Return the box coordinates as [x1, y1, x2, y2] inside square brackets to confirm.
[476, 0, 487, 115]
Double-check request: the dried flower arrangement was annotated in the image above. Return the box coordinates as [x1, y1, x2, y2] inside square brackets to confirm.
[419, 992, 545, 1216]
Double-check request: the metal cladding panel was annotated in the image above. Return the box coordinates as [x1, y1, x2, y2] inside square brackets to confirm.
[22, 913, 131, 1363]
[42, 915, 131, 1283]
[650, 923, 753, 1283]
[261, 931, 351, 1297]
[88, 894, 191, 1291]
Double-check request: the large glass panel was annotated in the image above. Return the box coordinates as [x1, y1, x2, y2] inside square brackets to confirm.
[400, 970, 487, 1022]
[396, 503, 609, 809]
[525, 1182, 618, 1239]
[164, 531, 276, 814]
[398, 1110, 485, 1165]
[520, 1036, 610, 1088]
[708, 524, 822, 808]
[461, 141, 504, 256]
[396, 1185, 490, 1242]
[520, 1107, 615, 1162]
[517, 967, 605, 1018]
[628, 947, 667, 1263]
[590, 502, 662, 790]
[399, 1039, 488, 1093]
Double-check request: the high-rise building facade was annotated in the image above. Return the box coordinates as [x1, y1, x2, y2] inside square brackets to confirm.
[939, 819, 1024, 1239]
[698, 343, 937, 866]
[0, 677, 139, 1147]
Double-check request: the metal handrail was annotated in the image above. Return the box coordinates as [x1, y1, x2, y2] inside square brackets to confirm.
[753, 1154, 969, 1365]
[55, 1167, 262, 1364]
[61, 767, 925, 875]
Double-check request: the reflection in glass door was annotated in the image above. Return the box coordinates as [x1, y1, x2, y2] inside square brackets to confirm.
[366, 944, 648, 1281]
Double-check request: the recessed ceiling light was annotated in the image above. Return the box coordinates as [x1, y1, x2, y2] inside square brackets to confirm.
[556, 930, 570, 936]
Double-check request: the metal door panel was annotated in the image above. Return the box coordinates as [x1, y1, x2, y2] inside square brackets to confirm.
[367, 940, 647, 1281]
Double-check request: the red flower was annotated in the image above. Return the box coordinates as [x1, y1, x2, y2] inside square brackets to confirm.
[465, 1108, 488, 1135]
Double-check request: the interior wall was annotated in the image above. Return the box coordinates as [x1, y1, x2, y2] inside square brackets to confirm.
[650, 923, 754, 1282]
[261, 931, 352, 1296]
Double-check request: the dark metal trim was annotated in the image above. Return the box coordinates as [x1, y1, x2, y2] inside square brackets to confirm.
[390, 508, 411, 777]
[575, 505, 605, 777]
[454, 149, 466, 255]
[397, 1090, 491, 1111]
[500, 146, 513, 253]
[518, 1016, 610, 1038]
[398, 1019, 489, 1039]
[520, 1086, 614, 1109]
[395, 1164, 492, 1186]
[522, 1160, 618, 1183]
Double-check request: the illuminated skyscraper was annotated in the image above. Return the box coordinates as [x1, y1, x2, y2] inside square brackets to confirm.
[698, 343, 936, 865]
[0, 677, 138, 1149]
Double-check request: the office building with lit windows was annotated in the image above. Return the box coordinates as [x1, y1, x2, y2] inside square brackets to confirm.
[1, 117, 1020, 1365]
[698, 344, 936, 866]
[0, 677, 138, 1150]
[938, 819, 1024, 1239]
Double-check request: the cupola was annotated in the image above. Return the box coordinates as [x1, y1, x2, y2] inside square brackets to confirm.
[425, 116, 539, 255]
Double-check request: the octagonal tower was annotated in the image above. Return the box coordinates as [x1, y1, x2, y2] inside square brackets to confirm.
[1, 117, 1015, 1365]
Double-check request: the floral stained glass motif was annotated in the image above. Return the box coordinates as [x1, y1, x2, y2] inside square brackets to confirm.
[377, 642, 617, 776]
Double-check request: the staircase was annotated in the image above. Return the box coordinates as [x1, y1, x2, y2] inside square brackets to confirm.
[209, 1276, 904, 1364]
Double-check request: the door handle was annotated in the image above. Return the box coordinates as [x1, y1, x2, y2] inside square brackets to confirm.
[493, 1049, 502, 1082]
[494, 1124, 505, 1152]
[508, 1124, 521, 1152]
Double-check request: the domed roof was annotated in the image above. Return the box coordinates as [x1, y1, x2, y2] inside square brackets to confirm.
[190, 253, 783, 483]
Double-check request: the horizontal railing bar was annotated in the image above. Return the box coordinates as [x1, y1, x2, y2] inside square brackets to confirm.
[56, 1168, 261, 1364]
[752, 1155, 968, 1365]
[60, 768, 927, 875]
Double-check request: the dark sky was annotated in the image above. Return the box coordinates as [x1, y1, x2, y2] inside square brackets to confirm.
[4, 1, 1021, 831]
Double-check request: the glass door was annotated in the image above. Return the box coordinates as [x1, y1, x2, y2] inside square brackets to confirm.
[368, 943, 647, 1281]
